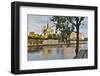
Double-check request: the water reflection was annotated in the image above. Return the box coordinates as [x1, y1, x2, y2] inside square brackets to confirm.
[28, 43, 88, 61]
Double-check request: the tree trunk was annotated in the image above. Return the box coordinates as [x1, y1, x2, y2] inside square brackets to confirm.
[75, 26, 79, 55]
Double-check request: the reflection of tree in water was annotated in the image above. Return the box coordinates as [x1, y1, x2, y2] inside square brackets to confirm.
[56, 48, 60, 54]
[56, 45, 62, 54]
[47, 47, 52, 54]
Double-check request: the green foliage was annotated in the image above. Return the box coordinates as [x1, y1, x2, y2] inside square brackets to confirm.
[66, 17, 85, 27]
[50, 16, 75, 43]
[47, 34, 58, 39]
[28, 33, 44, 39]
[47, 34, 53, 39]
[52, 34, 57, 39]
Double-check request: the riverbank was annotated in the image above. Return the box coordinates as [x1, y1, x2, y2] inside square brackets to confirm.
[28, 40, 87, 47]
[28, 39, 87, 46]
[74, 50, 88, 59]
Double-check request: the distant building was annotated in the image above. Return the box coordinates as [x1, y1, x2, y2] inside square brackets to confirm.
[42, 23, 54, 38]
[70, 32, 84, 40]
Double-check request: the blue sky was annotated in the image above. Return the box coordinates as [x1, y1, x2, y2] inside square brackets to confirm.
[27, 15, 88, 37]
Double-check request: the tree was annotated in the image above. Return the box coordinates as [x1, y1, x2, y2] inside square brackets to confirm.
[51, 16, 85, 55]
[50, 16, 74, 43]
[67, 17, 85, 55]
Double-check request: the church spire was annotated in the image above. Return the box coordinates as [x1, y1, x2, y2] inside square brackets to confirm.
[47, 20, 49, 28]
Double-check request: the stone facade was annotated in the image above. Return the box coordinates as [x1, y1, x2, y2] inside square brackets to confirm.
[70, 32, 84, 40]
[42, 23, 54, 38]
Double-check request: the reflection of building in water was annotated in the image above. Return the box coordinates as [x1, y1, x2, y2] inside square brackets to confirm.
[41, 22, 54, 38]
[70, 32, 84, 40]
[62, 45, 76, 59]
[42, 46, 52, 59]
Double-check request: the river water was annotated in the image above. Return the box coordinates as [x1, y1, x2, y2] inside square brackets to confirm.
[28, 42, 88, 61]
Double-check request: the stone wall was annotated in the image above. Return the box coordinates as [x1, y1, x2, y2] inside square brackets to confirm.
[43, 40, 58, 44]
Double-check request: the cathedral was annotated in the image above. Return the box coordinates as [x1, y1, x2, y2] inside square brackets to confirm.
[41, 23, 54, 38]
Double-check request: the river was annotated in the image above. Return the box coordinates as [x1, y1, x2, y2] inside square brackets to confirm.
[28, 42, 88, 61]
